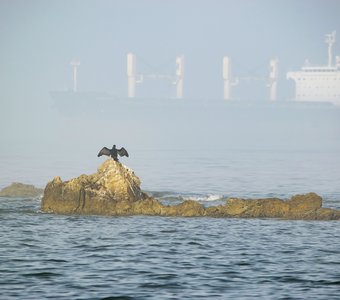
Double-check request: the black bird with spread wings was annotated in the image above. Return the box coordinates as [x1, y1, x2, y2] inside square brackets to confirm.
[97, 145, 129, 161]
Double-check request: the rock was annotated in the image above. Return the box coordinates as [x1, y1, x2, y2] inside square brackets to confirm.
[41, 160, 148, 214]
[205, 197, 288, 218]
[41, 161, 340, 220]
[206, 192, 339, 220]
[132, 198, 165, 216]
[0, 182, 43, 198]
[315, 208, 340, 220]
[165, 200, 205, 217]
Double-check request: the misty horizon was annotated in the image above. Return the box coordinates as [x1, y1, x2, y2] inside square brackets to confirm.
[1, 0, 340, 188]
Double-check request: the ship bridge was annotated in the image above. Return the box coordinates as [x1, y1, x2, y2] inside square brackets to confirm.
[287, 31, 340, 105]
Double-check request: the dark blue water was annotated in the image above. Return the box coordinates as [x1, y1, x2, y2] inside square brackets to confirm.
[0, 197, 340, 300]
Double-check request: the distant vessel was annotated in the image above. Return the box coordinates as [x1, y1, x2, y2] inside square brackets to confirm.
[50, 54, 184, 109]
[287, 31, 340, 106]
[51, 32, 340, 108]
[50, 59, 116, 110]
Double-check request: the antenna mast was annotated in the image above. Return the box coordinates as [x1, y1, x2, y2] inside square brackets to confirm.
[325, 31, 336, 67]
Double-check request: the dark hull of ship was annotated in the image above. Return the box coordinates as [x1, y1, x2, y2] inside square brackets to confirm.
[50, 91, 339, 117]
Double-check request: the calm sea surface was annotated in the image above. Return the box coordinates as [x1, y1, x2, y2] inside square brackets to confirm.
[0, 198, 340, 300]
[1, 101, 340, 299]
[1, 148, 340, 299]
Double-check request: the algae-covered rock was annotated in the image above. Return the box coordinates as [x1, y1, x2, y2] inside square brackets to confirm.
[0, 182, 43, 198]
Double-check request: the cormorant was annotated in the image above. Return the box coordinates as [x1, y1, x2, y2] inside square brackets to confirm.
[97, 145, 129, 161]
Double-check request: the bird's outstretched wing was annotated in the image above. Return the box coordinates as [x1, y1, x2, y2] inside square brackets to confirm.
[97, 147, 111, 157]
[118, 147, 129, 157]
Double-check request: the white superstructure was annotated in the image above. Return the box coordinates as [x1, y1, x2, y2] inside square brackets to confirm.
[287, 31, 340, 105]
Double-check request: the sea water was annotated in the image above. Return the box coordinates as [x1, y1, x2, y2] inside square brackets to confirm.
[1, 147, 340, 299]
[0, 198, 339, 299]
[1, 100, 340, 299]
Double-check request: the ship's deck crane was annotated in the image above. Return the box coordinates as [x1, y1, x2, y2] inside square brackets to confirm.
[223, 57, 278, 101]
[127, 53, 184, 99]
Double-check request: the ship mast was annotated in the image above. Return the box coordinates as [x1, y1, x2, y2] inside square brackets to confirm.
[325, 31, 336, 67]
[70, 61, 80, 92]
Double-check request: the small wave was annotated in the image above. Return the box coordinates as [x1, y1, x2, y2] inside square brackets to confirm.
[182, 194, 226, 202]
[148, 190, 227, 205]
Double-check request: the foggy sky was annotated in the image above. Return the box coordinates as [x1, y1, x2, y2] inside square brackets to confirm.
[0, 0, 340, 187]
[1, 0, 339, 100]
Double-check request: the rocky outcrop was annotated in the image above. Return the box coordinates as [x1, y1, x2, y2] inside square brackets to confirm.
[41, 160, 148, 214]
[0, 183, 43, 198]
[41, 160, 340, 220]
[206, 193, 340, 220]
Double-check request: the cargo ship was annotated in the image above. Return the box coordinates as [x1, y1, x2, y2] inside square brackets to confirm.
[51, 31, 340, 111]
[287, 31, 340, 106]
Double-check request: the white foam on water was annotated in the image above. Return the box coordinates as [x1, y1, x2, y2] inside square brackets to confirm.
[182, 194, 226, 202]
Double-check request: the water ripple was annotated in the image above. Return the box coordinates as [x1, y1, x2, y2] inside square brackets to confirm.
[0, 199, 340, 299]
